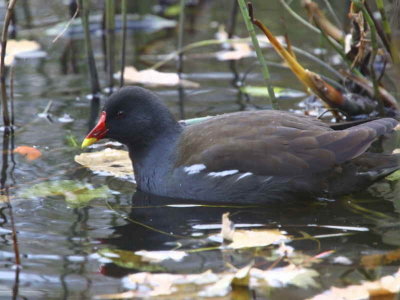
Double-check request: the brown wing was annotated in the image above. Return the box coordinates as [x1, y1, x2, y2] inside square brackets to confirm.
[176, 111, 398, 176]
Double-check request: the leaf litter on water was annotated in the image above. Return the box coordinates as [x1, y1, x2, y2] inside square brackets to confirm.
[94, 213, 323, 299]
[308, 267, 400, 300]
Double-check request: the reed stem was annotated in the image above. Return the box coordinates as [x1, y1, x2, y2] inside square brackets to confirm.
[237, 0, 278, 109]
[79, 0, 101, 95]
[105, 0, 115, 92]
[352, 0, 385, 116]
[120, 0, 127, 87]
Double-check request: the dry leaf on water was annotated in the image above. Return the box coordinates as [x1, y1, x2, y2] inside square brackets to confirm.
[95, 263, 319, 299]
[215, 42, 252, 61]
[1, 40, 41, 66]
[115, 66, 199, 88]
[361, 248, 400, 269]
[13, 146, 42, 161]
[75, 148, 133, 179]
[251, 264, 319, 289]
[215, 26, 252, 61]
[309, 268, 400, 300]
[221, 212, 289, 249]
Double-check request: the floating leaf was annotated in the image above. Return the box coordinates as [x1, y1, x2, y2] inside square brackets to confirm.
[221, 213, 289, 249]
[251, 265, 319, 289]
[97, 249, 166, 272]
[95, 263, 319, 299]
[387, 170, 400, 182]
[115, 66, 199, 88]
[361, 248, 400, 269]
[18, 180, 110, 207]
[135, 250, 187, 263]
[1, 40, 41, 66]
[13, 146, 42, 161]
[240, 85, 306, 99]
[75, 148, 134, 180]
[216, 42, 252, 61]
[309, 268, 400, 300]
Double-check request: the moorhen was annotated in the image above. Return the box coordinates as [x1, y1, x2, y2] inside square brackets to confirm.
[82, 86, 400, 203]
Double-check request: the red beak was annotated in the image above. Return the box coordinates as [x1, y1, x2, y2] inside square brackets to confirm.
[81, 111, 108, 148]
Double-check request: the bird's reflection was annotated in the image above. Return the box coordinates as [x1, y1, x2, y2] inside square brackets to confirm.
[98, 188, 399, 278]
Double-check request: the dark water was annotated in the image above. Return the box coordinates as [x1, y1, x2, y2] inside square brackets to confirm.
[0, 1, 399, 299]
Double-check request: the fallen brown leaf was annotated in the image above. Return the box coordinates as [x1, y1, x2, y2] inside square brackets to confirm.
[221, 212, 289, 249]
[309, 268, 400, 300]
[75, 148, 133, 179]
[361, 248, 400, 269]
[1, 40, 41, 66]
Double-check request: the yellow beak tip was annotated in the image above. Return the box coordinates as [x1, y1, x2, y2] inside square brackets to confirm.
[81, 138, 98, 149]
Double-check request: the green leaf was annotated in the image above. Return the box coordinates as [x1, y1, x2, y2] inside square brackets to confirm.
[164, 4, 181, 17]
[386, 170, 400, 182]
[18, 180, 111, 207]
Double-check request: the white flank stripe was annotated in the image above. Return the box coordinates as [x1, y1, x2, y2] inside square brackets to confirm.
[208, 170, 239, 177]
[236, 172, 253, 181]
[184, 164, 206, 175]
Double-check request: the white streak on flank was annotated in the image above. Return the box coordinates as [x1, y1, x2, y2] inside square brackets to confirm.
[236, 172, 253, 181]
[207, 170, 239, 177]
[184, 164, 206, 175]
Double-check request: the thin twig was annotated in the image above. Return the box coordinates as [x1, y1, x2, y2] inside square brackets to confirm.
[10, 66, 14, 127]
[52, 4, 79, 43]
[0, 0, 18, 128]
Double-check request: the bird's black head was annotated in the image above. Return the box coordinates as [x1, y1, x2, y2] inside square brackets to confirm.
[82, 86, 179, 150]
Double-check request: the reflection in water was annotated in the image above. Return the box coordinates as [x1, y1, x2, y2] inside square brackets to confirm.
[0, 129, 21, 300]
[99, 189, 399, 282]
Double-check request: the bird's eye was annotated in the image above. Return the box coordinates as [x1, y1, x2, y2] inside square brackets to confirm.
[116, 110, 124, 119]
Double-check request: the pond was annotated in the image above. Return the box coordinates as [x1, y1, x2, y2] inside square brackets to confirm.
[1, 0, 400, 299]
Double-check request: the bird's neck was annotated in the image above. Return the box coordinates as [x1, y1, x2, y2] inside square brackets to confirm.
[127, 123, 183, 192]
